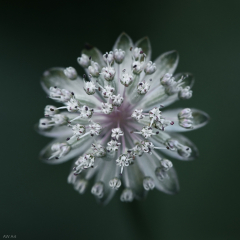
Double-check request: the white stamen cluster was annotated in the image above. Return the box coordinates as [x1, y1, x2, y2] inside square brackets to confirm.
[37, 34, 206, 204]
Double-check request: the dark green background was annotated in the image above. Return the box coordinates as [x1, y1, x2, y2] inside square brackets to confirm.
[1, 0, 239, 239]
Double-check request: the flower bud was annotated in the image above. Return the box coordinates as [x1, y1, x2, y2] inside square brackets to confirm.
[64, 67, 77, 80]
[133, 47, 142, 60]
[155, 167, 167, 181]
[144, 61, 156, 75]
[143, 177, 155, 190]
[74, 179, 88, 194]
[77, 54, 90, 68]
[91, 182, 104, 198]
[120, 188, 134, 202]
[161, 159, 173, 171]
[114, 49, 125, 63]
[120, 73, 133, 87]
[179, 86, 192, 99]
[160, 73, 173, 86]
[109, 177, 121, 190]
[84, 81, 96, 95]
[88, 61, 100, 77]
[179, 119, 193, 129]
[44, 105, 59, 117]
[103, 51, 114, 65]
[101, 66, 115, 81]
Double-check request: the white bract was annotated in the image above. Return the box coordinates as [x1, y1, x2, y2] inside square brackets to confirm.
[37, 33, 209, 205]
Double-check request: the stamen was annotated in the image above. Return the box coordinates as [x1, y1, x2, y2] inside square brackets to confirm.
[48, 142, 71, 160]
[131, 109, 145, 121]
[91, 143, 106, 157]
[106, 140, 121, 152]
[111, 128, 124, 140]
[73, 153, 95, 175]
[116, 154, 133, 174]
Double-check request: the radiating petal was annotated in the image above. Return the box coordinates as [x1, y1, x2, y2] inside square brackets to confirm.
[94, 158, 116, 206]
[39, 136, 94, 164]
[35, 112, 88, 138]
[158, 73, 194, 107]
[113, 32, 133, 71]
[113, 33, 134, 95]
[135, 37, 152, 62]
[35, 124, 71, 138]
[137, 154, 179, 194]
[135, 72, 194, 110]
[162, 108, 210, 132]
[150, 50, 179, 89]
[151, 132, 199, 161]
[41, 68, 100, 108]
[123, 162, 147, 200]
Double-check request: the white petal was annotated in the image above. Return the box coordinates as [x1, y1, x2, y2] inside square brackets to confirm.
[94, 158, 116, 205]
[41, 68, 100, 108]
[137, 154, 179, 194]
[163, 108, 210, 132]
[151, 50, 179, 89]
[151, 132, 199, 161]
[134, 37, 152, 62]
[39, 136, 94, 164]
[123, 163, 147, 200]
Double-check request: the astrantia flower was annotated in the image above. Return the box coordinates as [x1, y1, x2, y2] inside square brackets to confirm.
[36, 33, 209, 205]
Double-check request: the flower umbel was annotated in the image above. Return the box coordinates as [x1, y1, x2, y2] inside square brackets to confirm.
[36, 33, 209, 205]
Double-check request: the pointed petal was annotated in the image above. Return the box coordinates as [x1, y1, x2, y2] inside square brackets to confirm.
[138, 154, 179, 194]
[162, 108, 210, 132]
[151, 50, 179, 89]
[41, 68, 100, 108]
[151, 132, 199, 161]
[123, 163, 147, 200]
[135, 37, 152, 61]
[113, 32, 133, 71]
[112, 33, 134, 95]
[39, 136, 93, 164]
[35, 124, 71, 138]
[156, 167, 180, 194]
[35, 112, 88, 138]
[94, 159, 116, 206]
[158, 73, 194, 108]
[136, 72, 194, 110]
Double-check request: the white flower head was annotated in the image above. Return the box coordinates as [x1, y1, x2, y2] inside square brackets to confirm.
[37, 33, 209, 204]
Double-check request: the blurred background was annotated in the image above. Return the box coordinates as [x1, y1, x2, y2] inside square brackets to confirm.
[1, 0, 239, 239]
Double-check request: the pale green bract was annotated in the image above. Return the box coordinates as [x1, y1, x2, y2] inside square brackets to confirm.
[36, 33, 209, 205]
